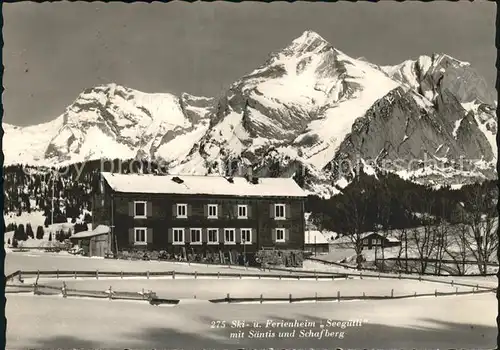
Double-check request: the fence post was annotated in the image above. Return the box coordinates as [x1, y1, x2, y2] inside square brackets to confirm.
[56, 269, 59, 279]
[279, 274, 282, 280]
[360, 272, 363, 280]
[362, 292, 365, 299]
[419, 275, 421, 282]
[142, 288, 145, 300]
[398, 274, 401, 279]
[414, 292, 416, 298]
[456, 287, 458, 295]
[121, 271, 123, 279]
[239, 274, 242, 279]
[96, 270, 99, 280]
[260, 294, 263, 304]
[37, 270, 40, 280]
[315, 292, 318, 302]
[378, 273, 380, 279]
[434, 289, 437, 297]
[227, 293, 230, 302]
[109, 286, 113, 300]
[172, 271, 176, 279]
[217, 271, 220, 279]
[61, 282, 67, 298]
[391, 289, 394, 298]
[337, 291, 340, 302]
[258, 274, 261, 280]
[195, 271, 197, 279]
[451, 280, 454, 287]
[147, 271, 150, 280]
[74, 271, 77, 279]
[476, 284, 479, 291]
[289, 293, 292, 303]
[472, 287, 475, 294]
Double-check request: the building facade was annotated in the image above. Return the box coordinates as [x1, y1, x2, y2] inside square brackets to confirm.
[93, 172, 307, 261]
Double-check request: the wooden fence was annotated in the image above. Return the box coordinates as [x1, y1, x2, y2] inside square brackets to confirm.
[307, 257, 498, 277]
[6, 280, 495, 305]
[6, 268, 495, 293]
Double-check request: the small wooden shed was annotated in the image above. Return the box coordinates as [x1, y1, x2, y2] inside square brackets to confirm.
[69, 225, 111, 257]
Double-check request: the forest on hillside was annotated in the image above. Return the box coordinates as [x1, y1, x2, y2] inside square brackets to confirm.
[3, 159, 498, 233]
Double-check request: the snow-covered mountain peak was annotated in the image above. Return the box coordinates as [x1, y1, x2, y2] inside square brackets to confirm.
[5, 31, 497, 195]
[282, 30, 331, 56]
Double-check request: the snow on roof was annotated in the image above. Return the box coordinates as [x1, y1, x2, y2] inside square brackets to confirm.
[101, 172, 307, 198]
[305, 230, 329, 245]
[70, 225, 110, 240]
[332, 231, 401, 244]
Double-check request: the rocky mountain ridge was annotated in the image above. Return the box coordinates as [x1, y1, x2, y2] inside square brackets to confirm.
[4, 30, 497, 197]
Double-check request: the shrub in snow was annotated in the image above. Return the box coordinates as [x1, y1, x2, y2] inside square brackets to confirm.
[6, 223, 17, 232]
[74, 222, 88, 234]
[13, 224, 27, 241]
[26, 224, 34, 239]
[7, 238, 11, 245]
[36, 226, 44, 239]
[48, 233, 52, 242]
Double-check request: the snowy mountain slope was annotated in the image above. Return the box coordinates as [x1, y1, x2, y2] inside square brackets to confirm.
[4, 30, 497, 196]
[4, 84, 216, 166]
[172, 31, 400, 175]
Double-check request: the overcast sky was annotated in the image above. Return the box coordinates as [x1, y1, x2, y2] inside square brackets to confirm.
[3, 1, 496, 126]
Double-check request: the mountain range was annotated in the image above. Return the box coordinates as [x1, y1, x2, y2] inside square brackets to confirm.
[4, 30, 497, 197]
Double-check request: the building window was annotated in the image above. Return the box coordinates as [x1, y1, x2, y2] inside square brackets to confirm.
[275, 228, 285, 243]
[207, 228, 219, 244]
[173, 228, 184, 245]
[224, 228, 236, 244]
[190, 228, 202, 244]
[208, 204, 218, 219]
[241, 229, 252, 244]
[274, 204, 286, 220]
[134, 201, 147, 218]
[134, 227, 147, 245]
[176, 204, 187, 218]
[237, 205, 248, 219]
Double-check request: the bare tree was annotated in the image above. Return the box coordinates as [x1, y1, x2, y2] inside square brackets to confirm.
[462, 184, 498, 275]
[444, 222, 471, 276]
[409, 224, 437, 274]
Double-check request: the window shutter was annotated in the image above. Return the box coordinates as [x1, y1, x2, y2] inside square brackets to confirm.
[147, 228, 153, 243]
[187, 204, 192, 217]
[270, 204, 274, 218]
[128, 202, 134, 217]
[202, 228, 207, 243]
[285, 228, 290, 242]
[271, 228, 276, 242]
[185, 230, 190, 243]
[248, 205, 252, 219]
[168, 228, 173, 243]
[286, 204, 291, 219]
[172, 204, 176, 218]
[235, 229, 241, 243]
[147, 202, 153, 217]
[204, 205, 208, 218]
[252, 228, 257, 243]
[233, 205, 238, 219]
[128, 228, 134, 244]
[218, 204, 223, 218]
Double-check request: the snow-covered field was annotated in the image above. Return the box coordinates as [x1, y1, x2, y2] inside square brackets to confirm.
[6, 293, 496, 349]
[5, 252, 288, 276]
[31, 277, 477, 300]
